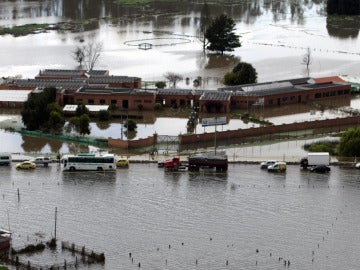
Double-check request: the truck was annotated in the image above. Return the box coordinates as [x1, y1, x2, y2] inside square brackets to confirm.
[188, 154, 228, 172]
[163, 156, 186, 171]
[162, 153, 228, 172]
[300, 152, 330, 170]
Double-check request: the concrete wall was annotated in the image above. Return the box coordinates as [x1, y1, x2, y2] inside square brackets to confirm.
[108, 134, 157, 149]
[179, 116, 360, 149]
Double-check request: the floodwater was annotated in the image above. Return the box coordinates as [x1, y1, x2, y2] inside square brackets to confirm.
[0, 0, 359, 152]
[0, 0, 359, 85]
[1, 164, 360, 270]
[0, 2, 360, 266]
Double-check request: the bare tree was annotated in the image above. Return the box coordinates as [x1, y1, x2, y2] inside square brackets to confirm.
[71, 42, 103, 71]
[197, 2, 211, 52]
[164, 72, 183, 88]
[302, 47, 312, 76]
[72, 46, 85, 67]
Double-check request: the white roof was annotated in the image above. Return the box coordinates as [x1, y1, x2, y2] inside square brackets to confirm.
[0, 90, 31, 102]
[63, 105, 109, 112]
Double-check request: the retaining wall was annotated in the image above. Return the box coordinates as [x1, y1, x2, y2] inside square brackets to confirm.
[179, 116, 360, 150]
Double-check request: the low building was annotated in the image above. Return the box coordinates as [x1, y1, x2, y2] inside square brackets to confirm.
[73, 86, 156, 110]
[0, 89, 32, 108]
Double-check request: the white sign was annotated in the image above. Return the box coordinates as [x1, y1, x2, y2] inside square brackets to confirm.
[202, 116, 227, 127]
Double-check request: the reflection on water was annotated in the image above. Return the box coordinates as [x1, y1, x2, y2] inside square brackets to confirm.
[62, 171, 117, 185]
[1, 164, 360, 269]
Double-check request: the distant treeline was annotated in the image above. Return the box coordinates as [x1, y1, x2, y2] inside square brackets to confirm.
[327, 0, 360, 15]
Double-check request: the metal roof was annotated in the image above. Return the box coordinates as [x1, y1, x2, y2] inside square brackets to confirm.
[199, 91, 231, 101]
[0, 90, 32, 102]
[11, 79, 87, 89]
[63, 104, 109, 112]
[157, 89, 193, 95]
[88, 76, 140, 84]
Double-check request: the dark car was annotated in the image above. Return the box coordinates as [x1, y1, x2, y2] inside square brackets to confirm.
[309, 165, 331, 173]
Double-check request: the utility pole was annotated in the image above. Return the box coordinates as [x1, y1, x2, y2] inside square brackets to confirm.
[54, 207, 57, 240]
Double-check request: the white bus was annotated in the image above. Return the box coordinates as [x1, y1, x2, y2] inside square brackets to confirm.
[0, 152, 11, 166]
[62, 153, 116, 172]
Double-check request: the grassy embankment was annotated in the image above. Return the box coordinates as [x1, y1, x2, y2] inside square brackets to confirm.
[0, 19, 98, 37]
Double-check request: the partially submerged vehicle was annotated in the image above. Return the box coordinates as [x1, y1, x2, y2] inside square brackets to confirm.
[188, 154, 228, 172]
[116, 157, 129, 168]
[260, 160, 277, 169]
[16, 160, 36, 169]
[31, 156, 51, 167]
[0, 153, 11, 166]
[309, 165, 331, 173]
[267, 161, 286, 172]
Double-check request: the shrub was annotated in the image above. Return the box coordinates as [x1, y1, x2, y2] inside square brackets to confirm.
[155, 81, 166, 89]
[154, 103, 162, 110]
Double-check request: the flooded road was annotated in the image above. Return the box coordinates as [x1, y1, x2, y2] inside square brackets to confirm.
[1, 163, 360, 269]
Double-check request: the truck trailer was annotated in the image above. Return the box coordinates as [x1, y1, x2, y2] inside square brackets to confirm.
[300, 152, 330, 169]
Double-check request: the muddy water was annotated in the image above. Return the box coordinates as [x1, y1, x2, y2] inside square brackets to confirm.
[0, 0, 359, 153]
[0, 0, 358, 85]
[1, 164, 360, 270]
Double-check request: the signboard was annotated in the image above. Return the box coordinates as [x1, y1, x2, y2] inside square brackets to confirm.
[202, 116, 227, 127]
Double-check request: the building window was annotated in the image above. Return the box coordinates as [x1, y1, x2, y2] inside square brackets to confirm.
[100, 99, 106, 105]
[282, 97, 288, 102]
[134, 99, 142, 103]
[76, 99, 83, 104]
[111, 100, 117, 104]
[315, 93, 321, 98]
[88, 99, 94, 104]
[269, 99, 273, 105]
[144, 100, 152, 103]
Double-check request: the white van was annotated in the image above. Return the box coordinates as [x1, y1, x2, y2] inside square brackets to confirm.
[0, 153, 12, 166]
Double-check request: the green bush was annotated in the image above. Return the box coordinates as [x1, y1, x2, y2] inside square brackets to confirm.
[155, 81, 166, 89]
[97, 110, 111, 121]
[154, 103, 162, 110]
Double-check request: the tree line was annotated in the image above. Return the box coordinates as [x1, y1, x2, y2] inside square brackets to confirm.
[327, 0, 360, 15]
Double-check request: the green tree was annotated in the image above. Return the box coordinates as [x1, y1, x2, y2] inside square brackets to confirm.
[97, 110, 111, 121]
[76, 104, 89, 116]
[338, 128, 360, 157]
[78, 114, 91, 136]
[21, 87, 57, 130]
[223, 62, 257, 85]
[327, 0, 360, 15]
[124, 119, 137, 131]
[48, 111, 65, 132]
[155, 81, 166, 89]
[205, 14, 241, 55]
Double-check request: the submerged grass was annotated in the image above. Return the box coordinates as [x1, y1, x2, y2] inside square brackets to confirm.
[0, 24, 50, 36]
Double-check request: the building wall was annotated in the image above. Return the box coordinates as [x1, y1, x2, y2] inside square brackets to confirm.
[156, 94, 195, 108]
[73, 92, 156, 110]
[230, 84, 351, 109]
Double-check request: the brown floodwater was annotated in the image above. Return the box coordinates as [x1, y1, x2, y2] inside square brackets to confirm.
[0, 0, 359, 153]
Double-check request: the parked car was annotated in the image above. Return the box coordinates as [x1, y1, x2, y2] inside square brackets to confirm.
[16, 160, 36, 169]
[116, 157, 129, 168]
[260, 160, 278, 169]
[309, 165, 330, 173]
[267, 161, 286, 172]
[31, 156, 51, 167]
